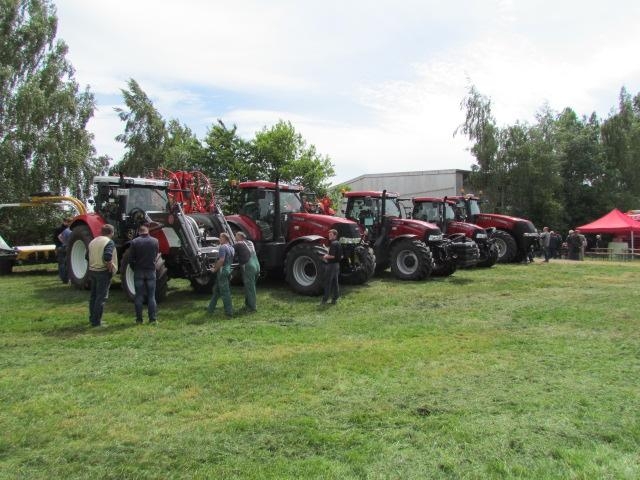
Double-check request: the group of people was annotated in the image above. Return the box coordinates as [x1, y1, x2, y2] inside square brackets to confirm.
[83, 223, 343, 327]
[536, 226, 600, 262]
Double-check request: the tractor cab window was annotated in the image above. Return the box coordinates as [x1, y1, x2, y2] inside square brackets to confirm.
[413, 202, 440, 223]
[240, 189, 303, 222]
[280, 191, 302, 214]
[444, 203, 456, 221]
[466, 199, 481, 216]
[127, 187, 168, 213]
[382, 197, 401, 218]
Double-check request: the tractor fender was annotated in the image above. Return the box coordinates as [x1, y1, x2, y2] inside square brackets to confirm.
[285, 235, 326, 253]
[387, 233, 421, 249]
[70, 214, 106, 238]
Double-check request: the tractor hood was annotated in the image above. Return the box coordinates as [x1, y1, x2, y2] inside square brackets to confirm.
[473, 213, 536, 232]
[390, 218, 443, 239]
[446, 220, 487, 238]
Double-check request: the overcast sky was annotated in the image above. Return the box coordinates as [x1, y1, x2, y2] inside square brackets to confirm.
[55, 0, 640, 183]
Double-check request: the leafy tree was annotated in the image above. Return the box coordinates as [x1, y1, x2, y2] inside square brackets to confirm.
[163, 119, 205, 172]
[601, 88, 640, 210]
[112, 78, 166, 176]
[0, 0, 98, 203]
[252, 120, 335, 193]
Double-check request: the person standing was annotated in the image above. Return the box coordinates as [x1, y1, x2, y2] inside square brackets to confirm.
[321, 229, 342, 305]
[577, 229, 587, 260]
[87, 224, 118, 327]
[128, 225, 159, 324]
[595, 234, 605, 250]
[54, 217, 72, 283]
[234, 231, 260, 312]
[208, 232, 235, 317]
[540, 226, 551, 262]
[566, 230, 581, 261]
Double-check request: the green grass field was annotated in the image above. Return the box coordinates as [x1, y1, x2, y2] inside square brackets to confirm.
[1, 260, 639, 479]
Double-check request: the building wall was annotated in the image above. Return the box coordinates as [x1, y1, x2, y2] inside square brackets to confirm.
[339, 169, 469, 198]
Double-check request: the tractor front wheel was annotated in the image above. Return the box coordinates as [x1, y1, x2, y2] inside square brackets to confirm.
[493, 230, 518, 263]
[285, 243, 326, 295]
[477, 241, 499, 268]
[120, 249, 169, 303]
[67, 225, 93, 289]
[340, 245, 375, 285]
[389, 239, 432, 281]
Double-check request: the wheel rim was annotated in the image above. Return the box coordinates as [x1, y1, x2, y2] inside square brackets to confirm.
[396, 250, 418, 275]
[494, 238, 507, 258]
[125, 264, 136, 295]
[70, 241, 88, 278]
[292, 255, 317, 287]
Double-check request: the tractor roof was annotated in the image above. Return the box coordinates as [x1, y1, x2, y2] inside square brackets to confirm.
[238, 180, 303, 192]
[93, 176, 171, 188]
[413, 197, 456, 205]
[343, 191, 399, 199]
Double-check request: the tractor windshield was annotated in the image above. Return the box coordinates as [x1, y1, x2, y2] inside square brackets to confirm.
[444, 203, 456, 221]
[413, 202, 440, 223]
[128, 187, 168, 212]
[467, 199, 481, 216]
[240, 188, 302, 222]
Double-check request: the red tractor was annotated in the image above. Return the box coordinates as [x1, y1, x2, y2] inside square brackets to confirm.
[342, 190, 477, 280]
[66, 172, 233, 301]
[224, 181, 375, 295]
[412, 197, 498, 268]
[449, 194, 539, 263]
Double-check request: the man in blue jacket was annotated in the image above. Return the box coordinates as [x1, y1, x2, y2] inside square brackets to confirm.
[129, 224, 160, 324]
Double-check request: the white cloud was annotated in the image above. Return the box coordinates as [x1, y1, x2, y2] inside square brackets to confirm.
[56, 0, 640, 183]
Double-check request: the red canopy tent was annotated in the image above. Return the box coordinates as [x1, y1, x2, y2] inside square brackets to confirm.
[576, 208, 640, 250]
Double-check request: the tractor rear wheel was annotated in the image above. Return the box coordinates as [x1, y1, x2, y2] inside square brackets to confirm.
[389, 239, 432, 280]
[0, 258, 14, 275]
[285, 243, 325, 295]
[493, 230, 517, 263]
[67, 225, 93, 289]
[340, 245, 375, 285]
[120, 249, 169, 303]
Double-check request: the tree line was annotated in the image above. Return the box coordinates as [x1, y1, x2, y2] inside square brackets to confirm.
[2, 0, 640, 244]
[457, 85, 640, 234]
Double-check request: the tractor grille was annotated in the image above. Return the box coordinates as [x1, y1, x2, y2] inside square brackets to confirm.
[333, 223, 361, 242]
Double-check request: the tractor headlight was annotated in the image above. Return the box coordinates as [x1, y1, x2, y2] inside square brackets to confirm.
[428, 234, 443, 241]
[475, 233, 487, 239]
[339, 237, 361, 245]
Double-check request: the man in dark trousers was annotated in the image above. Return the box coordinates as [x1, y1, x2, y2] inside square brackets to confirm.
[321, 229, 342, 305]
[87, 224, 118, 327]
[128, 224, 159, 324]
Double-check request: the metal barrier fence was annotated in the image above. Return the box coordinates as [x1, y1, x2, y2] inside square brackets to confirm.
[585, 247, 640, 261]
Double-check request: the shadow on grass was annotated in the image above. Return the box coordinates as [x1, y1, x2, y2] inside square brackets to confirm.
[42, 321, 136, 338]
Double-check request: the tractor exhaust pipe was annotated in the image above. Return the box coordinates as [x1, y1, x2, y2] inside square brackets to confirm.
[273, 177, 283, 242]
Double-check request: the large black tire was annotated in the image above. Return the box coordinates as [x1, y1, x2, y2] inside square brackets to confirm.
[340, 245, 375, 285]
[190, 273, 216, 294]
[120, 250, 169, 303]
[477, 241, 499, 268]
[431, 243, 458, 277]
[285, 243, 326, 295]
[67, 225, 93, 289]
[389, 239, 433, 281]
[493, 230, 518, 263]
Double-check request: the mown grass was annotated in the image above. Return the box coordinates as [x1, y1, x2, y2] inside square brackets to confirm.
[1, 261, 639, 479]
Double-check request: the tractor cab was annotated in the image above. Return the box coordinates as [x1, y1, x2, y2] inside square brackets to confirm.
[93, 176, 171, 240]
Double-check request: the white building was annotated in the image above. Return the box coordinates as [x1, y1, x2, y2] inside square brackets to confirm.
[338, 169, 469, 198]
